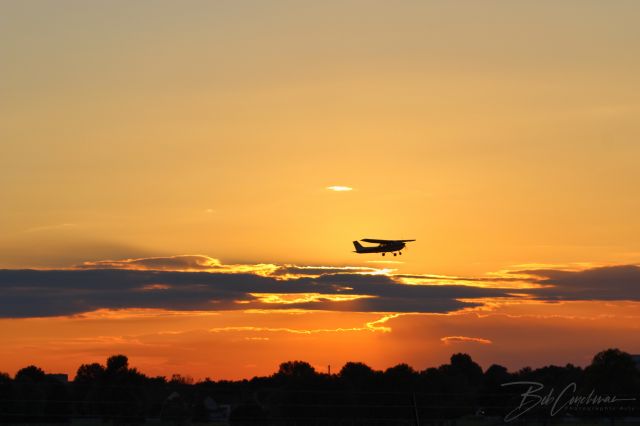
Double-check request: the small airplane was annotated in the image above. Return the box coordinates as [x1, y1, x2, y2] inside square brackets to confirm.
[352, 238, 416, 256]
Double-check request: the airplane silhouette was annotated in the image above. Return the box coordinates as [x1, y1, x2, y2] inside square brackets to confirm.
[352, 239, 416, 256]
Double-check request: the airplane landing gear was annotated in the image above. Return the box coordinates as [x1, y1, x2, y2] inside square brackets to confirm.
[382, 253, 385, 256]
[393, 253, 397, 256]
[399, 252, 402, 255]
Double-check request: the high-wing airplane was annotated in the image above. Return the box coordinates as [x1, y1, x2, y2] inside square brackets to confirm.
[352, 238, 416, 256]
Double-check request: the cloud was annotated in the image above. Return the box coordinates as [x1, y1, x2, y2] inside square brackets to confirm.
[395, 273, 539, 289]
[523, 264, 640, 301]
[25, 223, 78, 233]
[273, 265, 392, 278]
[78, 255, 279, 276]
[0, 258, 513, 318]
[398, 264, 640, 301]
[79, 255, 222, 271]
[326, 186, 353, 191]
[440, 336, 492, 345]
[208, 314, 398, 335]
[3, 258, 638, 319]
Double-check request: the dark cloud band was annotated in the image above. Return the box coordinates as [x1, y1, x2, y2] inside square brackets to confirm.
[1, 261, 638, 318]
[0, 267, 508, 318]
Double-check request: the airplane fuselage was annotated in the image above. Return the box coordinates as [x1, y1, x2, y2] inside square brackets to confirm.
[353, 241, 405, 254]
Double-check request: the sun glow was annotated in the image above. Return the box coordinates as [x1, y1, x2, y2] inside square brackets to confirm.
[248, 292, 375, 304]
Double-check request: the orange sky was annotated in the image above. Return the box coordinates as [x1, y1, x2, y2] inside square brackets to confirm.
[1, 257, 639, 380]
[1, 298, 639, 380]
[1, 1, 640, 379]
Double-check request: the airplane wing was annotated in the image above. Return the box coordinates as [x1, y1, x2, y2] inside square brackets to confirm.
[361, 238, 415, 244]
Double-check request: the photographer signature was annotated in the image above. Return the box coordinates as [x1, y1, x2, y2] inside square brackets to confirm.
[501, 381, 636, 422]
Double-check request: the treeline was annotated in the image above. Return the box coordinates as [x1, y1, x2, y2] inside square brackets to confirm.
[0, 349, 639, 424]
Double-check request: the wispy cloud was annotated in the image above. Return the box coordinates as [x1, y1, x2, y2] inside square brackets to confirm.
[249, 293, 375, 304]
[25, 223, 78, 233]
[80, 255, 222, 271]
[208, 313, 400, 335]
[326, 185, 353, 191]
[78, 255, 279, 276]
[440, 336, 492, 345]
[273, 264, 391, 278]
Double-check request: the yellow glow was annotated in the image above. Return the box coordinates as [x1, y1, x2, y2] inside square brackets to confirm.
[441, 336, 492, 345]
[248, 292, 375, 304]
[395, 275, 542, 289]
[71, 308, 222, 320]
[138, 284, 171, 291]
[79, 255, 280, 276]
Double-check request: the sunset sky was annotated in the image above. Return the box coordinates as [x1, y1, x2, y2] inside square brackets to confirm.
[1, 1, 640, 380]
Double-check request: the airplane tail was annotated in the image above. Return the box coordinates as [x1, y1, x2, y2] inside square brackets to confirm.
[352, 240, 364, 253]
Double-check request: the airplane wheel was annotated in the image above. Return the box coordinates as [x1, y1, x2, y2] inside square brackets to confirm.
[399, 252, 402, 255]
[393, 253, 397, 256]
[382, 253, 385, 256]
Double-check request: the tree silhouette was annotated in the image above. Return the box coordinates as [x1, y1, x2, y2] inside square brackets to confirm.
[1, 349, 638, 424]
[75, 362, 105, 384]
[12, 365, 71, 422]
[73, 362, 106, 417]
[277, 361, 316, 379]
[339, 362, 376, 389]
[484, 364, 510, 387]
[384, 363, 417, 389]
[106, 354, 129, 373]
[14, 365, 46, 382]
[0, 372, 11, 422]
[481, 364, 512, 416]
[448, 353, 483, 387]
[81, 355, 148, 424]
[431, 353, 484, 418]
[12, 365, 47, 422]
[585, 348, 639, 393]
